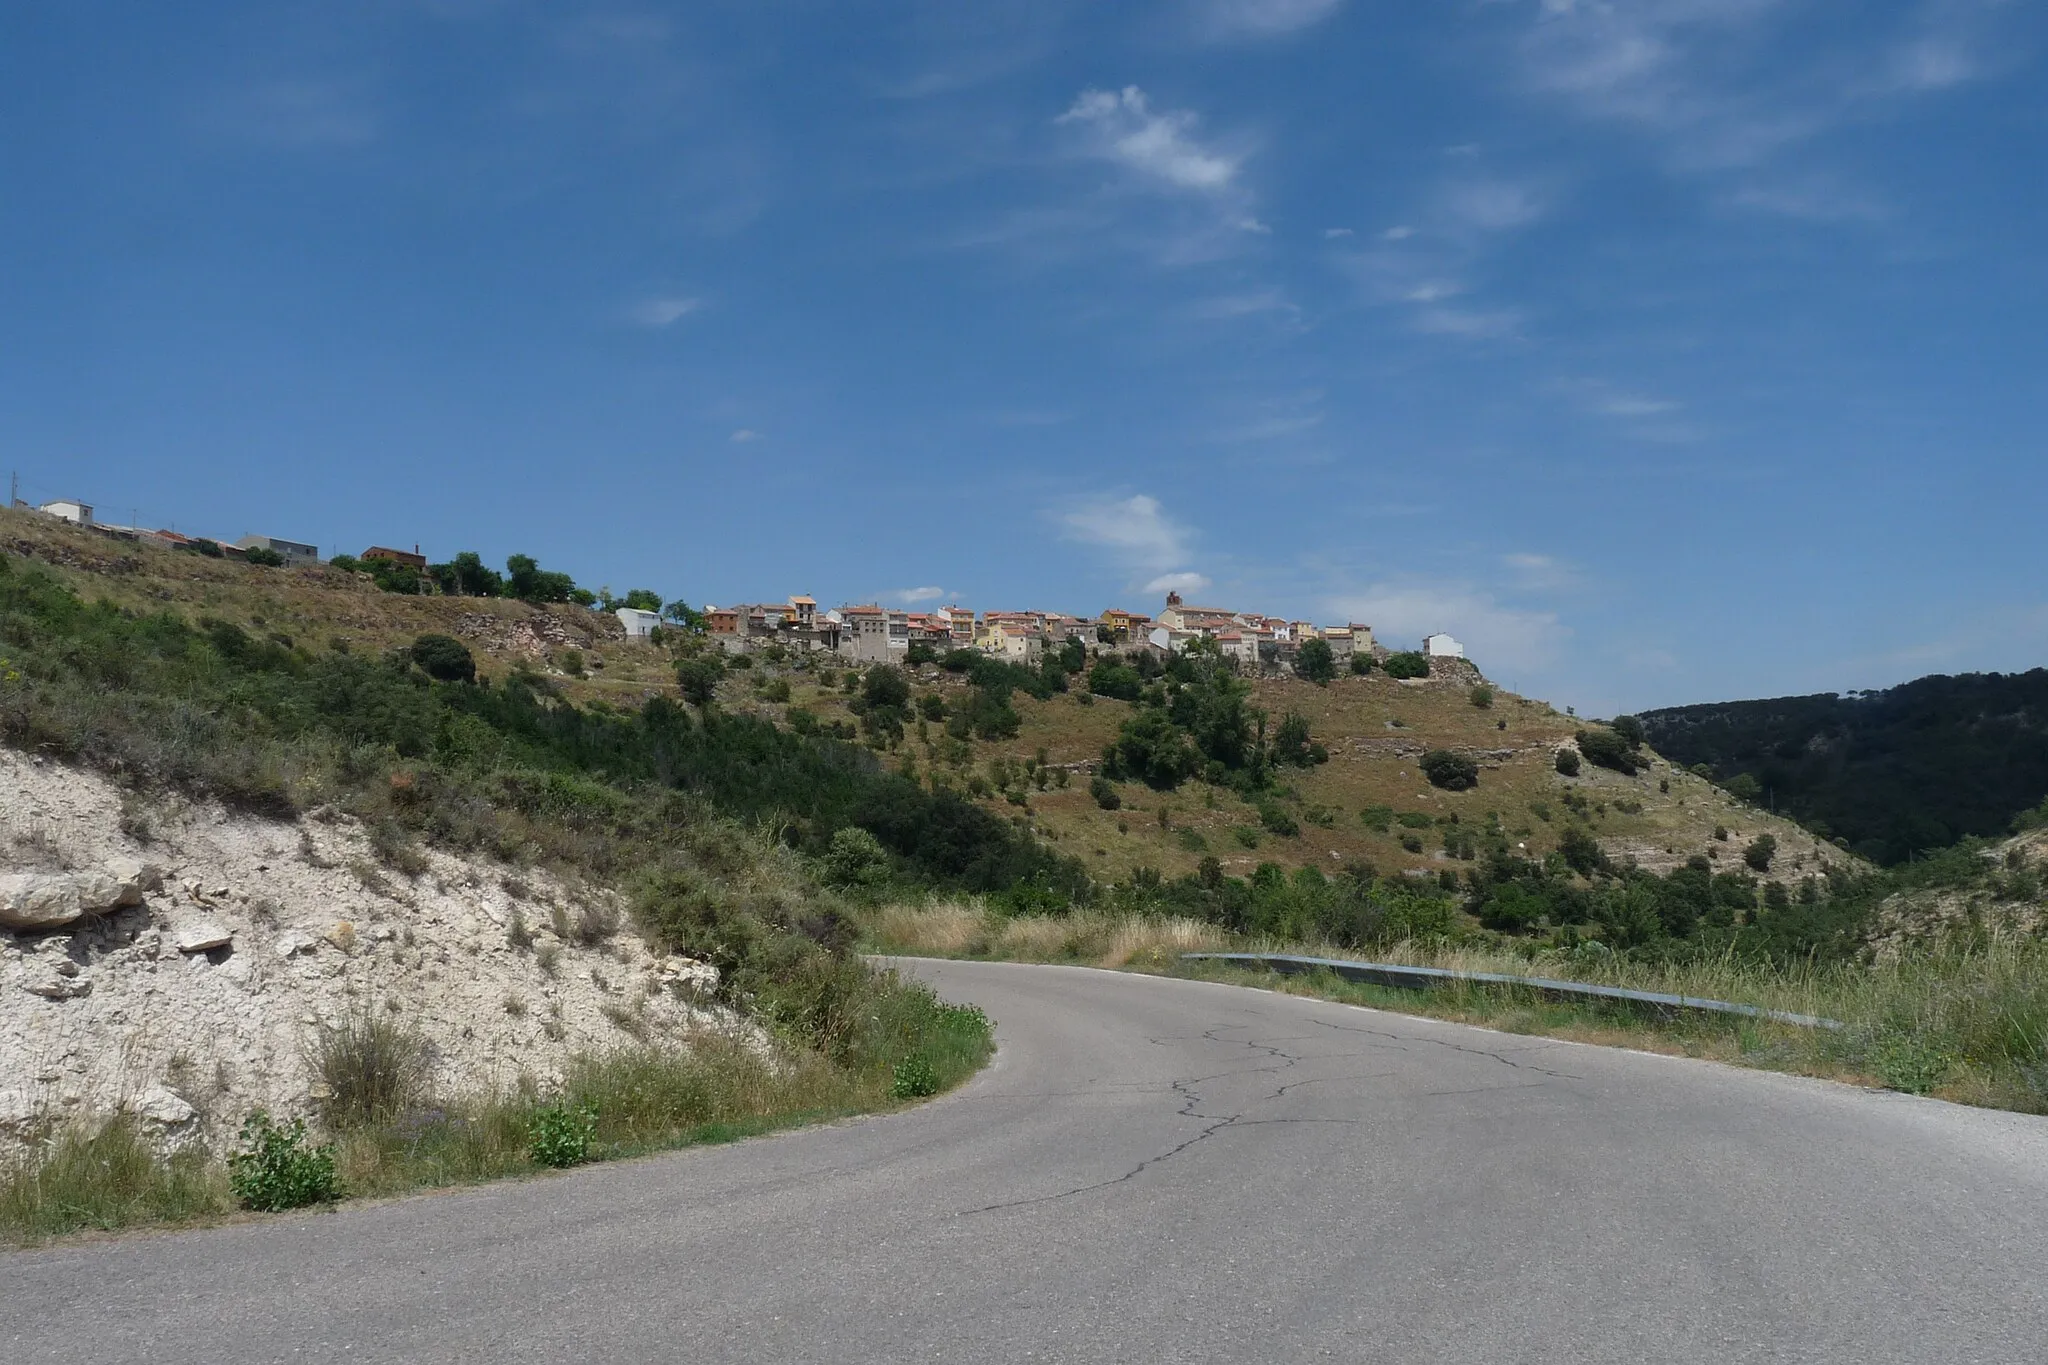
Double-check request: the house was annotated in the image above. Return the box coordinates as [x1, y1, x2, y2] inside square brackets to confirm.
[704, 606, 741, 637]
[236, 535, 319, 567]
[787, 595, 817, 629]
[1213, 630, 1259, 668]
[838, 605, 901, 664]
[935, 606, 976, 646]
[984, 623, 1042, 663]
[1099, 608, 1151, 643]
[39, 500, 92, 526]
[362, 545, 427, 571]
[1146, 625, 1201, 654]
[1424, 633, 1465, 659]
[1157, 592, 1240, 636]
[616, 607, 662, 640]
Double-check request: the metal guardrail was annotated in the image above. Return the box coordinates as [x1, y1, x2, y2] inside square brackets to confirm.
[1180, 952, 1843, 1030]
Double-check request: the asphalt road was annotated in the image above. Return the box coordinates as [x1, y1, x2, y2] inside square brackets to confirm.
[7, 960, 2047, 1364]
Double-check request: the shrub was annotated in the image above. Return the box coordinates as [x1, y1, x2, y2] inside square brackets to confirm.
[891, 1055, 940, 1099]
[1258, 803, 1299, 837]
[528, 1102, 598, 1168]
[1383, 651, 1429, 680]
[1468, 684, 1494, 709]
[1399, 833, 1424, 854]
[1270, 712, 1329, 767]
[758, 677, 791, 703]
[1557, 826, 1606, 876]
[1349, 654, 1373, 676]
[310, 1011, 428, 1128]
[242, 545, 286, 567]
[823, 826, 889, 887]
[1089, 775, 1121, 810]
[228, 1112, 342, 1211]
[1575, 728, 1641, 775]
[1612, 714, 1647, 748]
[409, 634, 476, 684]
[1420, 750, 1479, 791]
[1744, 833, 1778, 872]
[1360, 805, 1394, 833]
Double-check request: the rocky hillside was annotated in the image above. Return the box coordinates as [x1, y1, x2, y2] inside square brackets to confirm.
[1, 747, 721, 1156]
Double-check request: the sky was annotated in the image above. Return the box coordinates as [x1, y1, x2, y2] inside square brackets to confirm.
[3, 0, 2043, 716]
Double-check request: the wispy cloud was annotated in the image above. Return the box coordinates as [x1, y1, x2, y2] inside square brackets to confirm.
[885, 586, 949, 605]
[199, 80, 380, 148]
[1197, 0, 1344, 39]
[1184, 289, 1300, 321]
[729, 428, 762, 443]
[1144, 571, 1214, 595]
[1414, 306, 1523, 339]
[1058, 86, 1242, 193]
[632, 297, 700, 328]
[1502, 552, 1583, 592]
[1439, 179, 1545, 234]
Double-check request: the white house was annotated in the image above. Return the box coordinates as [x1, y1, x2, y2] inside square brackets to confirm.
[616, 607, 662, 640]
[40, 500, 92, 526]
[1424, 633, 1465, 659]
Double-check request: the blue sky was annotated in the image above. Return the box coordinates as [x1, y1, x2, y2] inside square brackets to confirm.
[3, 0, 2043, 715]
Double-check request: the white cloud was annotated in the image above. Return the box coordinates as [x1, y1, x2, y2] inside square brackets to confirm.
[886, 586, 948, 605]
[1502, 552, 1583, 592]
[1323, 227, 1354, 238]
[1185, 289, 1298, 320]
[1326, 579, 1566, 674]
[1199, 0, 1344, 38]
[729, 429, 762, 443]
[1381, 225, 1415, 240]
[1060, 494, 1192, 570]
[1057, 87, 1241, 193]
[632, 297, 700, 328]
[1440, 179, 1544, 233]
[1727, 180, 1886, 222]
[200, 80, 380, 148]
[1144, 571, 1214, 595]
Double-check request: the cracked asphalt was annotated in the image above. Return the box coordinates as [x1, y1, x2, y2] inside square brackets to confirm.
[7, 960, 2048, 1363]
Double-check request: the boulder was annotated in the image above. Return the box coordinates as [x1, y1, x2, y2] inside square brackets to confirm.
[0, 860, 162, 931]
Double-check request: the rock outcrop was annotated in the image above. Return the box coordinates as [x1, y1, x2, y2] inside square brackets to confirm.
[0, 858, 161, 931]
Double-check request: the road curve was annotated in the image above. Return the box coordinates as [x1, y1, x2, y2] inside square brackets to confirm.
[6, 960, 2047, 1363]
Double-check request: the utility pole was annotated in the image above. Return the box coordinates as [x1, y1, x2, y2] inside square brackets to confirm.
[8, 471, 17, 509]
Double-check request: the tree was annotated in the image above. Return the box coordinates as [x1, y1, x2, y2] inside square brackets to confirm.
[1469, 684, 1494, 709]
[1088, 658, 1143, 701]
[1744, 833, 1778, 872]
[409, 634, 476, 684]
[242, 545, 285, 568]
[1270, 712, 1329, 768]
[1421, 749, 1479, 791]
[1297, 638, 1336, 685]
[675, 655, 725, 707]
[823, 827, 889, 887]
[1555, 747, 1582, 777]
[1557, 826, 1606, 877]
[862, 666, 911, 713]
[505, 554, 576, 604]
[661, 600, 706, 633]
[1612, 714, 1647, 748]
[1103, 709, 1201, 789]
[1089, 775, 1122, 810]
[1383, 651, 1430, 680]
[619, 588, 662, 613]
[1349, 653, 1374, 676]
[429, 551, 503, 598]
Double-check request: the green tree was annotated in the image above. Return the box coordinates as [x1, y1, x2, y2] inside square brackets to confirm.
[409, 634, 476, 684]
[429, 551, 503, 598]
[1383, 651, 1429, 680]
[619, 588, 663, 612]
[1575, 727, 1641, 775]
[1270, 712, 1329, 768]
[505, 554, 576, 604]
[1089, 775, 1122, 810]
[1349, 653, 1374, 676]
[674, 655, 725, 707]
[242, 545, 285, 567]
[1555, 747, 1581, 777]
[1297, 638, 1336, 685]
[1103, 709, 1201, 789]
[1469, 684, 1494, 709]
[1744, 833, 1778, 872]
[1612, 714, 1647, 748]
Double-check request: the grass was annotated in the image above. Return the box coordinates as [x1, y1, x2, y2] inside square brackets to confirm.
[2, 975, 994, 1246]
[865, 901, 2048, 1114]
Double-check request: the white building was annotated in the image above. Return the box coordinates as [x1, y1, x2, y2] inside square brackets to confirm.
[1424, 633, 1465, 659]
[616, 607, 662, 640]
[40, 500, 92, 526]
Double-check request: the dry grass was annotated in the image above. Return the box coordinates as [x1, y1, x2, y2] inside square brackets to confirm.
[870, 900, 1227, 969]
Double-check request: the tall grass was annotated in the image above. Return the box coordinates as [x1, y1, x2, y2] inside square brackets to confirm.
[868, 902, 2048, 1114]
[0, 1120, 231, 1242]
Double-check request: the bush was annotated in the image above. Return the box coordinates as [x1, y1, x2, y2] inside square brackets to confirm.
[1360, 805, 1394, 832]
[242, 545, 286, 568]
[1257, 803, 1299, 837]
[1744, 833, 1778, 872]
[1270, 712, 1329, 768]
[1089, 775, 1121, 810]
[528, 1102, 598, 1168]
[759, 677, 791, 704]
[409, 634, 476, 684]
[1349, 654, 1373, 676]
[1420, 749, 1479, 791]
[891, 1055, 940, 1099]
[824, 826, 889, 887]
[228, 1112, 342, 1211]
[1469, 684, 1494, 709]
[1612, 714, 1646, 748]
[1383, 651, 1429, 680]
[1575, 728, 1640, 775]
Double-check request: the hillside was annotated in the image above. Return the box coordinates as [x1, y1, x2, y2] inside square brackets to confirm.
[1640, 672, 2048, 865]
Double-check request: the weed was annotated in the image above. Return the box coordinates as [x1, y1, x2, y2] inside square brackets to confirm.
[504, 994, 528, 1017]
[891, 1055, 939, 1098]
[536, 943, 561, 978]
[1, 1118, 228, 1243]
[310, 1010, 429, 1127]
[228, 1112, 342, 1211]
[506, 908, 533, 949]
[528, 1102, 598, 1168]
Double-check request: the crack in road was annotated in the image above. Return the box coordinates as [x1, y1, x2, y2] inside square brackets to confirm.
[1305, 1016, 1584, 1081]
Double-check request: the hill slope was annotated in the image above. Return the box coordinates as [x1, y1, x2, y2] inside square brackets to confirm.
[1640, 672, 2048, 865]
